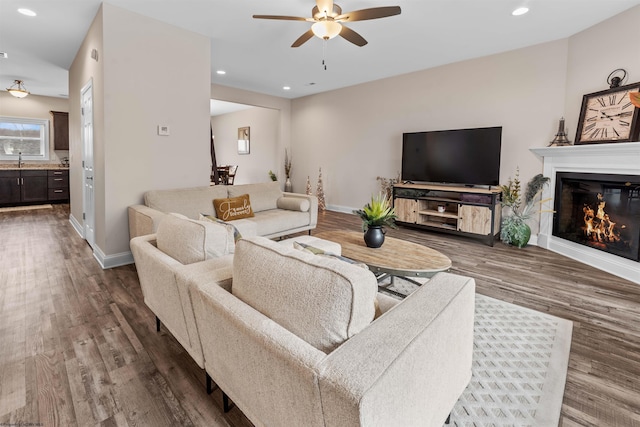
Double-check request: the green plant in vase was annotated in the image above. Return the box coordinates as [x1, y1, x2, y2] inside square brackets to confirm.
[354, 193, 397, 248]
[500, 168, 551, 248]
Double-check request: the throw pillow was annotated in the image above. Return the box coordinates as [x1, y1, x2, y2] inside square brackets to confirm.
[199, 213, 243, 243]
[293, 241, 381, 319]
[277, 197, 310, 212]
[213, 194, 254, 221]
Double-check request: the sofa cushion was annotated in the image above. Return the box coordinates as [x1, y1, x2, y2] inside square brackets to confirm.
[213, 194, 255, 221]
[156, 214, 235, 264]
[145, 186, 228, 219]
[277, 196, 310, 212]
[251, 209, 310, 236]
[228, 182, 282, 212]
[232, 237, 378, 353]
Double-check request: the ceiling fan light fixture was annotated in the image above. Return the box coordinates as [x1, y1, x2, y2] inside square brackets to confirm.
[312, 21, 342, 40]
[7, 80, 30, 98]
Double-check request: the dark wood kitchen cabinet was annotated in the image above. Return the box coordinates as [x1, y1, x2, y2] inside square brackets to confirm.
[0, 171, 21, 204]
[20, 170, 48, 202]
[0, 169, 69, 206]
[48, 170, 69, 200]
[50, 111, 69, 150]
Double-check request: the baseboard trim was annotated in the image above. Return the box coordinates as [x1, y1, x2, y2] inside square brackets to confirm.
[69, 213, 84, 238]
[93, 246, 134, 269]
[326, 204, 357, 214]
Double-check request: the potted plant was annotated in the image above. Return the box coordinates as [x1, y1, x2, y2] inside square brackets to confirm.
[500, 168, 551, 248]
[354, 193, 397, 248]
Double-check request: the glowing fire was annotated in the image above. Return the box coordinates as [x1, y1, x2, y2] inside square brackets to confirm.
[582, 193, 623, 243]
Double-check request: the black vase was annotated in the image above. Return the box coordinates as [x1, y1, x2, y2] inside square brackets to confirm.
[364, 226, 386, 248]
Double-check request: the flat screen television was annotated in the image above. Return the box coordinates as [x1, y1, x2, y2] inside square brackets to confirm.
[401, 126, 502, 187]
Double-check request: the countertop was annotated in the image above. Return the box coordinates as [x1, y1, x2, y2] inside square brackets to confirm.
[0, 164, 69, 171]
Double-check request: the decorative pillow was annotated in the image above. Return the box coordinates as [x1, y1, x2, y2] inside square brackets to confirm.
[293, 241, 381, 319]
[213, 194, 254, 221]
[277, 197, 310, 212]
[232, 237, 378, 353]
[199, 213, 243, 243]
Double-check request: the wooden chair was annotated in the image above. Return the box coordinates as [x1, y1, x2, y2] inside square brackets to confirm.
[226, 165, 238, 185]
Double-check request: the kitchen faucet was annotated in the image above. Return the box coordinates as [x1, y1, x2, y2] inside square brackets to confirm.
[18, 152, 22, 168]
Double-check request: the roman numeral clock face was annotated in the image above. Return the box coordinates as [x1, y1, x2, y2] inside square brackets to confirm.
[576, 82, 640, 144]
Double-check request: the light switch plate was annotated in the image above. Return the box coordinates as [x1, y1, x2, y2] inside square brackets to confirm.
[158, 125, 170, 136]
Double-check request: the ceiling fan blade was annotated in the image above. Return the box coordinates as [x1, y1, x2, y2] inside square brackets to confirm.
[336, 6, 401, 22]
[252, 14, 308, 21]
[292, 29, 315, 48]
[316, 0, 335, 15]
[339, 25, 367, 47]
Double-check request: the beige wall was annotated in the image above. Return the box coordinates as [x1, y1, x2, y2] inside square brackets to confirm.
[69, 4, 104, 241]
[69, 4, 211, 265]
[565, 6, 640, 142]
[291, 40, 569, 212]
[0, 92, 70, 165]
[285, 5, 639, 215]
[211, 106, 280, 185]
[211, 84, 292, 186]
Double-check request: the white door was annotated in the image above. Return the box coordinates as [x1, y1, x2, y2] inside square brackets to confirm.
[81, 80, 95, 248]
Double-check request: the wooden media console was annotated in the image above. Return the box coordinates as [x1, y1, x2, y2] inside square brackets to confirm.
[393, 183, 502, 246]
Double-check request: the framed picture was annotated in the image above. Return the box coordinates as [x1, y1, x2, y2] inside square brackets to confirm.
[238, 126, 250, 154]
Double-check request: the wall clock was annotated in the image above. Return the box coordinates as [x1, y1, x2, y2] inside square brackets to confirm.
[575, 81, 640, 145]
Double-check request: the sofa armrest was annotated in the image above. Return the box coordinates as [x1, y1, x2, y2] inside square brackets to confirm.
[189, 279, 327, 427]
[128, 204, 168, 239]
[317, 272, 475, 427]
[282, 193, 318, 228]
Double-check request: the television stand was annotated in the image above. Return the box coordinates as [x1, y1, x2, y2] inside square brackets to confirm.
[392, 183, 502, 246]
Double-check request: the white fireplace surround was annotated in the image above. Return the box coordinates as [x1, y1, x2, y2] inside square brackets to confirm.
[530, 142, 640, 284]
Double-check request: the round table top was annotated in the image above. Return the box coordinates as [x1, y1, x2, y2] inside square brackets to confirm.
[315, 230, 452, 277]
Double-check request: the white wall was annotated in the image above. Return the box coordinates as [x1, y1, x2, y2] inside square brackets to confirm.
[290, 40, 569, 213]
[69, 4, 211, 264]
[211, 106, 280, 185]
[564, 6, 640, 141]
[0, 92, 70, 165]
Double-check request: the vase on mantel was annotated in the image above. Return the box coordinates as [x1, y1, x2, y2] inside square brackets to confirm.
[284, 177, 292, 193]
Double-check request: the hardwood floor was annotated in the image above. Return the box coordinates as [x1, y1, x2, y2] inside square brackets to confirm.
[1, 204, 639, 426]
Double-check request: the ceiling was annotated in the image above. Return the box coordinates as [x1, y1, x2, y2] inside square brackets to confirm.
[1, 0, 640, 101]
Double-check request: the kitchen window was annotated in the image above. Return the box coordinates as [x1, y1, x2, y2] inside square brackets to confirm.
[0, 116, 50, 161]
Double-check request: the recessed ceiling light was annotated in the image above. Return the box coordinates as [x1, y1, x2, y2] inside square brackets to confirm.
[216, 70, 226, 75]
[512, 7, 529, 16]
[283, 86, 291, 91]
[18, 8, 37, 17]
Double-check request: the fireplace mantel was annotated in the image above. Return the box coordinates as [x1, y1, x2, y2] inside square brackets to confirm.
[530, 141, 640, 284]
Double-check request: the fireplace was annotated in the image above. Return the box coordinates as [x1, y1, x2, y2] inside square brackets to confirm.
[530, 142, 640, 284]
[553, 172, 640, 262]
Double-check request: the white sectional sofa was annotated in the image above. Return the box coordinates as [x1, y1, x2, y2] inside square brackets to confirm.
[128, 181, 318, 240]
[130, 213, 476, 426]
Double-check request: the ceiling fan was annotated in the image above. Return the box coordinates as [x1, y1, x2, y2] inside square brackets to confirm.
[253, 0, 401, 48]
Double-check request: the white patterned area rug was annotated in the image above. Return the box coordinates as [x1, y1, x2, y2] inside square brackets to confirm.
[379, 277, 573, 427]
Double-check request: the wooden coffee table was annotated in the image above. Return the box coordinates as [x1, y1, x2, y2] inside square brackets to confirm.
[315, 230, 452, 297]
